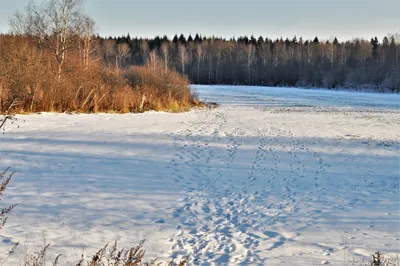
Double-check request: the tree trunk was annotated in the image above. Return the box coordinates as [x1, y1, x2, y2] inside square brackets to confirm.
[397, 44, 399, 90]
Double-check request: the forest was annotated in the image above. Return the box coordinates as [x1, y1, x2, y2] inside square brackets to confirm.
[98, 33, 400, 92]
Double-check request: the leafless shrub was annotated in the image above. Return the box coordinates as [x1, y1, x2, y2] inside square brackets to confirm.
[369, 252, 399, 266]
[75, 240, 187, 266]
[359, 252, 400, 266]
[20, 241, 186, 266]
[0, 115, 18, 266]
[123, 59, 202, 112]
[0, 35, 201, 114]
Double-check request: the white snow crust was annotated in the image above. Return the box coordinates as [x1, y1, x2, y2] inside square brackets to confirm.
[0, 85, 399, 265]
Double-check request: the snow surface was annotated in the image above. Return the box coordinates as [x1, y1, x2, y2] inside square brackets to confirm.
[0, 85, 399, 265]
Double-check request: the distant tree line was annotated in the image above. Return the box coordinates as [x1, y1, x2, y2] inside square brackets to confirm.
[97, 33, 400, 92]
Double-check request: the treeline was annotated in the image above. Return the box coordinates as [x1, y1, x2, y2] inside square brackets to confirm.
[0, 0, 199, 114]
[98, 33, 400, 92]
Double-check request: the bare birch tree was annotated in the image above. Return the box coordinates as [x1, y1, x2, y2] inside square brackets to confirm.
[148, 49, 158, 72]
[140, 40, 149, 64]
[102, 39, 116, 69]
[178, 44, 188, 75]
[246, 44, 255, 85]
[160, 42, 170, 72]
[117, 43, 130, 70]
[395, 33, 400, 89]
[10, 0, 85, 79]
[195, 44, 203, 83]
[78, 15, 97, 70]
[215, 42, 223, 83]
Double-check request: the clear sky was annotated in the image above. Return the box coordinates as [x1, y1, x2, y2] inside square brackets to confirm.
[1, 0, 399, 41]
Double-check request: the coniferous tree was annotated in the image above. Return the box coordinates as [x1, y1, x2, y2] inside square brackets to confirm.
[172, 34, 179, 44]
[370, 37, 379, 58]
[257, 36, 264, 45]
[194, 33, 202, 43]
[178, 34, 186, 44]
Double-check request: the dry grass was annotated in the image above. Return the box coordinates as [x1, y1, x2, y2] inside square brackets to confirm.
[0, 115, 19, 266]
[0, 35, 201, 114]
[123, 60, 201, 112]
[0, 167, 16, 231]
[362, 252, 400, 266]
[18, 241, 187, 266]
[76, 241, 187, 266]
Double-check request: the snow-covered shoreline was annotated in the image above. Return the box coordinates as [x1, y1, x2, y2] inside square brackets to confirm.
[0, 86, 399, 265]
[192, 84, 400, 110]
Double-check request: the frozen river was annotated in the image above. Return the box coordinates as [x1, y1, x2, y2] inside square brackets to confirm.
[193, 85, 400, 110]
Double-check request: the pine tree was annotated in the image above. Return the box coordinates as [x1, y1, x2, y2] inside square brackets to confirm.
[257, 36, 264, 45]
[370, 37, 379, 58]
[172, 34, 179, 44]
[152, 36, 162, 49]
[250, 35, 257, 45]
[178, 34, 187, 44]
[162, 35, 169, 42]
[194, 33, 201, 43]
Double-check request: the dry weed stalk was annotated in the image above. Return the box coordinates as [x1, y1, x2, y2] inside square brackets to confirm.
[76, 241, 187, 266]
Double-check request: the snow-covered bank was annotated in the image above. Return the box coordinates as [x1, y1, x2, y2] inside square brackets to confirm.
[0, 86, 399, 265]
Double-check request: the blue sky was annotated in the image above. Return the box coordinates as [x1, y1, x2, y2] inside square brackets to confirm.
[1, 0, 399, 41]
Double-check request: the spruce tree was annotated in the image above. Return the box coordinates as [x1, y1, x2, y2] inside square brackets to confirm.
[172, 34, 179, 44]
[194, 33, 201, 43]
[370, 37, 379, 58]
[178, 34, 187, 44]
[333, 37, 339, 45]
[257, 36, 264, 45]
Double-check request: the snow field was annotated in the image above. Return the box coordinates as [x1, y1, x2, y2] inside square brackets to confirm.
[0, 86, 399, 265]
